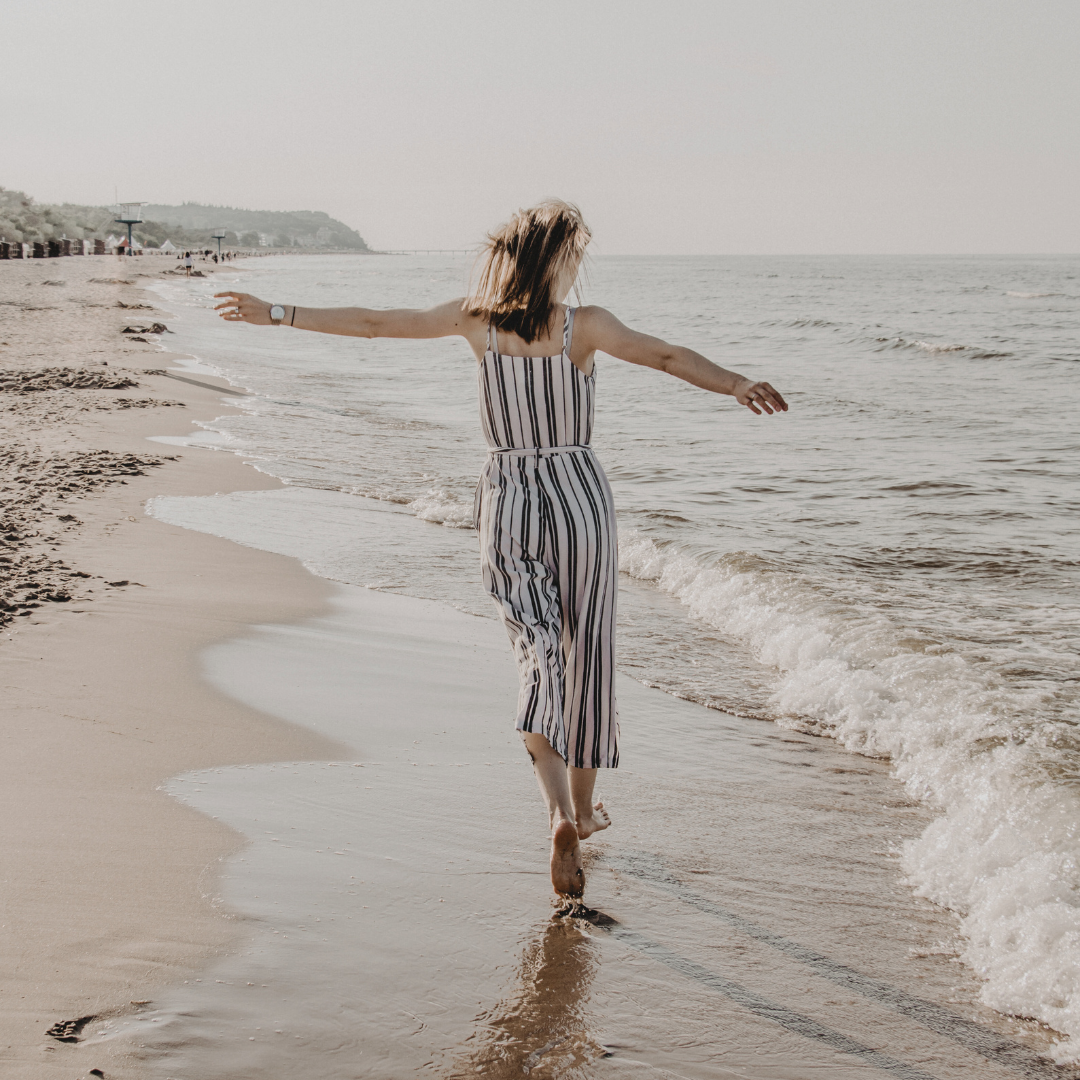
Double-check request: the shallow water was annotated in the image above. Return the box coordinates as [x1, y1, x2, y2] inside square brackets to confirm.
[143, 252, 1080, 1060]
[107, 580, 1068, 1079]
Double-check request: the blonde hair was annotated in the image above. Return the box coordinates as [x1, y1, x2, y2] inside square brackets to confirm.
[468, 199, 591, 343]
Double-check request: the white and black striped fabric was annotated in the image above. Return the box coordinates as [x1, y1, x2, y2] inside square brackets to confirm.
[474, 307, 620, 769]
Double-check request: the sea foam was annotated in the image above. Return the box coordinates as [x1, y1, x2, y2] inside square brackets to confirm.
[409, 488, 475, 529]
[618, 530, 1080, 1061]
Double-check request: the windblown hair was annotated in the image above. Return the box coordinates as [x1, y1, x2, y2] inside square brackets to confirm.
[468, 199, 591, 343]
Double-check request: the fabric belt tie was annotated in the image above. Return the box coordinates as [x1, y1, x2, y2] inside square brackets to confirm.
[486, 444, 590, 457]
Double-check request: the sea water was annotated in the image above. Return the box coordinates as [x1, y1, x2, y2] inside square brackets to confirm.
[147, 253, 1080, 1060]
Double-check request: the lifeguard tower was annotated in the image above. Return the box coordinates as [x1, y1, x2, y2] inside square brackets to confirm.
[114, 203, 145, 253]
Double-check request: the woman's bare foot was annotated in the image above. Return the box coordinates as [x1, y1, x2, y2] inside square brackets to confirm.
[576, 801, 611, 840]
[551, 817, 584, 897]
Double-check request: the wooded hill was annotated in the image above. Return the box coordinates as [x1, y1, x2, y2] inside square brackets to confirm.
[140, 203, 369, 250]
[0, 187, 370, 250]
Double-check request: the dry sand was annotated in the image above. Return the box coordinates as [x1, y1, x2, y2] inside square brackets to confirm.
[0, 254, 343, 1079]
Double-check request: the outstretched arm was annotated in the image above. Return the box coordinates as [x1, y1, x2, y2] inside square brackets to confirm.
[212, 292, 473, 340]
[580, 306, 788, 416]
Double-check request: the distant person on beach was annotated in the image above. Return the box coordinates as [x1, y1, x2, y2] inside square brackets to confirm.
[184, 252, 193, 276]
[214, 200, 787, 899]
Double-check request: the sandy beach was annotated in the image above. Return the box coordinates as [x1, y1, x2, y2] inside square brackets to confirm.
[0, 254, 345, 1078]
[3, 253, 1077, 1080]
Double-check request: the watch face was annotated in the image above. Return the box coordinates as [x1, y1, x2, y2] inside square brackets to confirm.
[270, 305, 285, 321]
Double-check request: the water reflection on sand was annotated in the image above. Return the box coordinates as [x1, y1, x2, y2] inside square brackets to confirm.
[448, 914, 607, 1078]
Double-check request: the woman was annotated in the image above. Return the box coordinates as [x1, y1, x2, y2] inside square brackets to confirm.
[214, 200, 787, 899]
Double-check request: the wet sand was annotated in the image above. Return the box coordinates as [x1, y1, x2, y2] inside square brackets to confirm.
[2, 255, 1074, 1079]
[133, 502, 1074, 1079]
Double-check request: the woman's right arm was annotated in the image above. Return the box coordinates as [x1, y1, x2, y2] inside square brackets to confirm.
[213, 292, 473, 340]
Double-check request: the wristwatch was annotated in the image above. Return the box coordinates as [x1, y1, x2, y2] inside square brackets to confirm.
[269, 304, 285, 325]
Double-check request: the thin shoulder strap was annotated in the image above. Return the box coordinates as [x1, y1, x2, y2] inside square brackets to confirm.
[488, 322, 499, 358]
[562, 306, 576, 358]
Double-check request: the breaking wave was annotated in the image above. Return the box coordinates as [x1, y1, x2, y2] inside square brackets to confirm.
[873, 336, 1015, 360]
[409, 488, 475, 529]
[618, 530, 1080, 1063]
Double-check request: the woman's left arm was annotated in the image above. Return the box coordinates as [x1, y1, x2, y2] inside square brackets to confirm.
[213, 293, 473, 340]
[580, 306, 788, 416]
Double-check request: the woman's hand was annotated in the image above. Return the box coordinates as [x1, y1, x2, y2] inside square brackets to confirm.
[734, 378, 788, 415]
[213, 292, 272, 324]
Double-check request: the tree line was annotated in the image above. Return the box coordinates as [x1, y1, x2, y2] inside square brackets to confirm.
[0, 187, 370, 250]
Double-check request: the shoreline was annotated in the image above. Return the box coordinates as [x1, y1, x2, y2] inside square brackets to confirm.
[3, 254, 1075, 1078]
[0, 256, 345, 1079]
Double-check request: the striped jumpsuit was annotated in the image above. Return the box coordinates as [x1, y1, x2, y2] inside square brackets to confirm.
[474, 307, 620, 769]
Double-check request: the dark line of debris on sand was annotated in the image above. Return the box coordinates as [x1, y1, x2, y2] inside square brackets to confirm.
[0, 445, 172, 629]
[0, 362, 187, 632]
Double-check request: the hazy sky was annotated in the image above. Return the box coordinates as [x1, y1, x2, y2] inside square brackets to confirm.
[3, 0, 1077, 253]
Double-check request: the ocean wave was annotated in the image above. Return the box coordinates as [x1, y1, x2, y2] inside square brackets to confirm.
[409, 488, 475, 529]
[1006, 291, 1074, 299]
[785, 317, 841, 328]
[618, 530, 1080, 1062]
[759, 317, 843, 329]
[873, 336, 1014, 360]
[912, 340, 969, 354]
